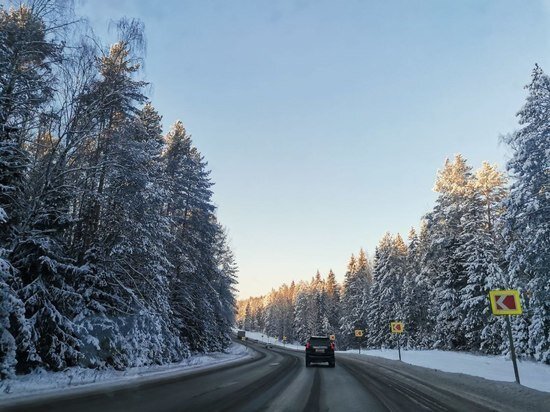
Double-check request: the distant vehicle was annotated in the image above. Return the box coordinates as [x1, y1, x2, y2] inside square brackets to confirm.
[305, 336, 335, 367]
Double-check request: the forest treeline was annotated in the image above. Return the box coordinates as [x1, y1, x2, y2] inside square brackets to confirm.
[0, 2, 236, 378]
[237, 65, 549, 364]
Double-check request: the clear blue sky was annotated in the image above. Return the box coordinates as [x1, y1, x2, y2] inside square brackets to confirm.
[78, 0, 550, 299]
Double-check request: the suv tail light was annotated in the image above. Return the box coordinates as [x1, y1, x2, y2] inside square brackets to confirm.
[306, 342, 311, 349]
[330, 342, 335, 350]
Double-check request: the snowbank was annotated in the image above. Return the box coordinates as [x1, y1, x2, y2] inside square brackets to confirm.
[339, 348, 550, 393]
[0, 343, 252, 402]
[242, 330, 303, 350]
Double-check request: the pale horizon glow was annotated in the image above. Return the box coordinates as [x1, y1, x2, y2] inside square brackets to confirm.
[77, 0, 550, 299]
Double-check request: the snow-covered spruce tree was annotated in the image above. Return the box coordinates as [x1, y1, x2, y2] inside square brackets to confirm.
[212, 226, 238, 343]
[21, 32, 137, 370]
[263, 282, 295, 341]
[15, 128, 105, 373]
[0, 6, 238, 373]
[402, 227, 430, 348]
[10, 232, 89, 372]
[0, 3, 60, 245]
[455, 192, 498, 351]
[0, 4, 58, 132]
[503, 65, 550, 363]
[0, 256, 28, 378]
[163, 120, 230, 352]
[368, 234, 407, 349]
[294, 287, 310, 343]
[0, 114, 30, 377]
[49, 27, 155, 369]
[303, 279, 317, 338]
[242, 302, 252, 330]
[263, 290, 279, 338]
[62, 23, 191, 366]
[325, 269, 341, 339]
[0, 3, 91, 373]
[286, 281, 298, 342]
[309, 270, 329, 335]
[423, 155, 472, 350]
[72, 32, 148, 258]
[250, 297, 266, 331]
[0, 138, 28, 247]
[413, 222, 437, 348]
[340, 252, 370, 349]
[91, 110, 182, 366]
[314, 287, 331, 336]
[456, 163, 508, 354]
[339, 254, 356, 348]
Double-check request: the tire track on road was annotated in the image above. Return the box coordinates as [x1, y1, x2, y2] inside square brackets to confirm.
[218, 346, 302, 412]
[303, 368, 321, 412]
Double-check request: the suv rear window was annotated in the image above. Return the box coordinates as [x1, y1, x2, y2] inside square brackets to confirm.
[309, 337, 330, 346]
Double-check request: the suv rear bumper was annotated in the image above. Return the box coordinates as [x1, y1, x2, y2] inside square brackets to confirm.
[306, 353, 335, 362]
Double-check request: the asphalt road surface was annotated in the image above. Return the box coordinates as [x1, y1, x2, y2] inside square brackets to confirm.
[2, 341, 549, 412]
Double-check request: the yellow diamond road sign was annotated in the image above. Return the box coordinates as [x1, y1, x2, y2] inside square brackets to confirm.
[489, 290, 522, 315]
[329, 334, 336, 341]
[354, 329, 363, 337]
[390, 322, 404, 333]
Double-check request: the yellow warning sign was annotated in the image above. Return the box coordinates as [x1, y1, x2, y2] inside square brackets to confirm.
[489, 290, 522, 316]
[329, 334, 336, 341]
[390, 322, 404, 333]
[354, 329, 363, 337]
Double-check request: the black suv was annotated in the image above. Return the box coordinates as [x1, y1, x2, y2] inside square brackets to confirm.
[305, 336, 335, 367]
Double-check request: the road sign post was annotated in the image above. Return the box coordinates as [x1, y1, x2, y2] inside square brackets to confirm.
[354, 329, 364, 354]
[489, 290, 523, 384]
[397, 335, 401, 361]
[390, 322, 404, 361]
[505, 316, 520, 384]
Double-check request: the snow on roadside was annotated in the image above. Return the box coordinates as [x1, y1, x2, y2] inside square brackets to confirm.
[0, 343, 252, 402]
[339, 348, 550, 393]
[242, 330, 303, 350]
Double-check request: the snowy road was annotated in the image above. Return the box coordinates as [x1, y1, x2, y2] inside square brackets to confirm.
[2, 342, 549, 412]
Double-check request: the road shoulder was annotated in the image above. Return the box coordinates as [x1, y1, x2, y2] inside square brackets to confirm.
[340, 353, 550, 412]
[0, 342, 256, 408]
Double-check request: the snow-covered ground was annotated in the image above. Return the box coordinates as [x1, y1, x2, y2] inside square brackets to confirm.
[0, 343, 252, 402]
[242, 330, 303, 350]
[240, 330, 550, 393]
[344, 348, 550, 393]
